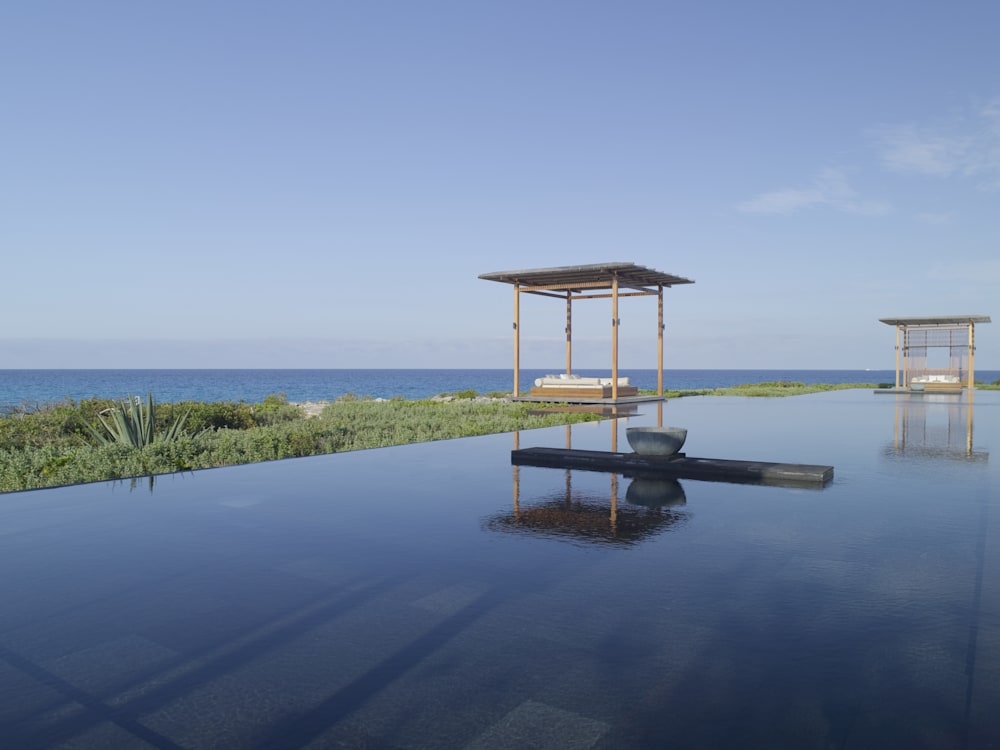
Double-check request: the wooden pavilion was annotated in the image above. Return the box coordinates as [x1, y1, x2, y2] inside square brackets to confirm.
[479, 262, 694, 402]
[879, 315, 991, 392]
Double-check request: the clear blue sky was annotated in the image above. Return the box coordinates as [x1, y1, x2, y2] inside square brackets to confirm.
[3, 1, 998, 370]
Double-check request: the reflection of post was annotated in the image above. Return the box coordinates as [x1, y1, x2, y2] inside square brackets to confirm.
[657, 400, 663, 428]
[611, 416, 618, 453]
[513, 431, 520, 513]
[566, 424, 571, 450]
[967, 390, 975, 456]
[893, 397, 900, 451]
[900, 398, 908, 450]
[610, 473, 618, 530]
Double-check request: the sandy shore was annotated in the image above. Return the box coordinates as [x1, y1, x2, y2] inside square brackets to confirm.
[292, 394, 513, 418]
[293, 401, 330, 417]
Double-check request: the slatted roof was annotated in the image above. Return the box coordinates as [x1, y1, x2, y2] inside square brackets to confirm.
[879, 315, 991, 326]
[479, 262, 694, 292]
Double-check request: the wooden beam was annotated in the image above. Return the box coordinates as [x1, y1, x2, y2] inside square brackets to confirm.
[521, 290, 568, 300]
[559, 291, 656, 301]
[520, 280, 622, 292]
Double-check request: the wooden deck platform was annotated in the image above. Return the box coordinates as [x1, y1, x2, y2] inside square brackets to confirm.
[874, 387, 965, 395]
[528, 385, 639, 399]
[512, 447, 833, 488]
[515, 394, 666, 405]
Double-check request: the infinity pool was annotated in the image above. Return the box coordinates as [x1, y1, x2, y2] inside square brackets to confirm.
[0, 390, 996, 748]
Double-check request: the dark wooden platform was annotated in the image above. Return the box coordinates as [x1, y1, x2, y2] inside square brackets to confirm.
[512, 447, 833, 488]
[514, 394, 665, 405]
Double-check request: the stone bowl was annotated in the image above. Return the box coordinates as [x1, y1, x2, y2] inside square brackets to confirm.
[625, 426, 687, 457]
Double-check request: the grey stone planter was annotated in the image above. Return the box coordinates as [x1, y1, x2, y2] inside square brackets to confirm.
[625, 427, 687, 457]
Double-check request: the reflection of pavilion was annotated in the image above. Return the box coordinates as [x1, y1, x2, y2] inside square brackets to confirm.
[484, 488, 687, 547]
[487, 425, 688, 547]
[885, 393, 988, 462]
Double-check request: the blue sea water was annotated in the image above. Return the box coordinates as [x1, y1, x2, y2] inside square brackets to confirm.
[1, 368, 997, 409]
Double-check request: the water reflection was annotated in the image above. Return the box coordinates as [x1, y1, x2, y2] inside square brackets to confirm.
[625, 477, 687, 507]
[497, 431, 687, 545]
[486, 467, 688, 546]
[885, 392, 988, 462]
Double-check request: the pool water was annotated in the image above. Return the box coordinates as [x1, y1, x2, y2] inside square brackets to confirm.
[0, 390, 997, 748]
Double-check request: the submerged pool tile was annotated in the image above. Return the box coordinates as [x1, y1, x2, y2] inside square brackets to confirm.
[0, 658, 74, 728]
[411, 584, 487, 616]
[465, 699, 609, 750]
[43, 634, 176, 697]
[274, 555, 359, 585]
[51, 720, 159, 750]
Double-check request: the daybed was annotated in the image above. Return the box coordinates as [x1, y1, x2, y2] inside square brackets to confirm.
[529, 373, 639, 398]
[909, 375, 963, 393]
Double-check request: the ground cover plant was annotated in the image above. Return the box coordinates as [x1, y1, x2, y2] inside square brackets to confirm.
[648, 381, 882, 398]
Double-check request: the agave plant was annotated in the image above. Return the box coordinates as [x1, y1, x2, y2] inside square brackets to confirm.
[87, 393, 191, 448]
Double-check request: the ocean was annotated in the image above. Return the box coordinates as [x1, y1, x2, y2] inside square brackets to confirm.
[2, 368, 986, 410]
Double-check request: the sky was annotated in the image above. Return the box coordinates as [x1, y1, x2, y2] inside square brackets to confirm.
[2, 1, 998, 370]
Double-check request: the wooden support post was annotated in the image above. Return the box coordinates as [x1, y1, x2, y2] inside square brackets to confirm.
[565, 292, 572, 375]
[968, 321, 976, 389]
[894, 324, 900, 389]
[611, 275, 619, 400]
[513, 284, 520, 396]
[902, 326, 908, 388]
[657, 285, 664, 396]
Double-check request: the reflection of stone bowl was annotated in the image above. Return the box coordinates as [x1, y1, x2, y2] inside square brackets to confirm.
[626, 427, 687, 457]
[626, 478, 687, 507]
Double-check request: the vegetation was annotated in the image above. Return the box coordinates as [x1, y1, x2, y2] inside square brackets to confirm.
[0, 393, 602, 494]
[2, 379, 986, 493]
[643, 381, 881, 398]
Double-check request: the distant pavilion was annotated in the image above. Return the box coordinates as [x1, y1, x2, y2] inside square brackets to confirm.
[479, 263, 694, 402]
[879, 315, 991, 391]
